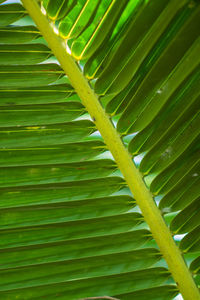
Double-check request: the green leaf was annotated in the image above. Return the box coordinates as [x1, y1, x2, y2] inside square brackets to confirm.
[150, 139, 200, 195]
[0, 212, 143, 247]
[0, 102, 85, 126]
[59, 0, 98, 39]
[0, 25, 40, 44]
[0, 268, 169, 299]
[83, 0, 143, 80]
[170, 197, 200, 234]
[0, 120, 95, 148]
[0, 159, 117, 187]
[95, 0, 184, 95]
[0, 0, 200, 299]
[117, 4, 200, 133]
[0, 4, 27, 26]
[0, 64, 64, 88]
[0, 195, 134, 227]
[0, 43, 52, 65]
[0, 140, 106, 166]
[0, 248, 161, 291]
[0, 177, 124, 208]
[159, 160, 200, 211]
[0, 84, 73, 105]
[180, 226, 200, 253]
[128, 66, 200, 155]
[190, 256, 200, 274]
[0, 229, 151, 269]
[115, 285, 179, 300]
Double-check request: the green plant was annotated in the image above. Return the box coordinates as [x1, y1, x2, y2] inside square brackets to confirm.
[0, 0, 199, 299]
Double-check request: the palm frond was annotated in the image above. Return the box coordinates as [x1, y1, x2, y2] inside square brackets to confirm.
[0, 0, 199, 299]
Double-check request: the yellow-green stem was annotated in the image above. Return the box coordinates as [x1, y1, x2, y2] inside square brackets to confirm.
[21, 1, 200, 299]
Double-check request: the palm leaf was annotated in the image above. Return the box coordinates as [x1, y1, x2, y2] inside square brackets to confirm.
[0, 0, 199, 299]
